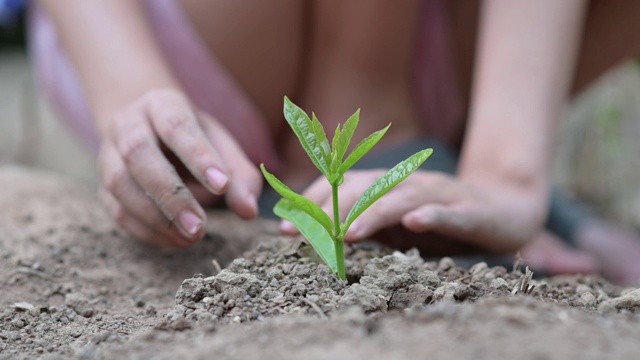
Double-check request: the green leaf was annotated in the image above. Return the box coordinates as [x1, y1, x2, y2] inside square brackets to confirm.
[331, 123, 341, 157]
[260, 164, 334, 235]
[330, 151, 339, 174]
[274, 199, 337, 273]
[343, 149, 433, 230]
[311, 113, 331, 163]
[283, 96, 330, 176]
[339, 124, 390, 173]
[332, 109, 360, 163]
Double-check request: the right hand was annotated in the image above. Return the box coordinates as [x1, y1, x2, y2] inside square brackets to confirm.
[98, 89, 262, 248]
[283, 169, 546, 255]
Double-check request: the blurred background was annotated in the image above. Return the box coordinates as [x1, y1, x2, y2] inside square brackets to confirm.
[0, 0, 97, 186]
[1, 1, 640, 230]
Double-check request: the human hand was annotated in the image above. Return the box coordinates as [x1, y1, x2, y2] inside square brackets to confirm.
[282, 170, 545, 254]
[98, 89, 262, 247]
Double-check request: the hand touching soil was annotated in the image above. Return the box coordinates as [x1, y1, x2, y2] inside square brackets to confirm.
[286, 170, 544, 254]
[98, 89, 262, 248]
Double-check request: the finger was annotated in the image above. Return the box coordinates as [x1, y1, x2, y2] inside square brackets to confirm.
[404, 202, 530, 254]
[112, 109, 206, 242]
[145, 90, 230, 195]
[99, 188, 184, 248]
[343, 185, 421, 242]
[402, 203, 507, 253]
[200, 116, 262, 220]
[403, 204, 474, 235]
[100, 143, 193, 245]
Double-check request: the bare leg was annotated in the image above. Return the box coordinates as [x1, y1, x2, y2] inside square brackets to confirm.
[180, 0, 306, 136]
[281, 0, 423, 188]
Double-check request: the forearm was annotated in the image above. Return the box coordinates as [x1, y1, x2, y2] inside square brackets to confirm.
[39, 0, 179, 134]
[460, 0, 586, 212]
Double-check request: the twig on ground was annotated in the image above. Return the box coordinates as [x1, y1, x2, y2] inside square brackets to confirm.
[211, 259, 222, 275]
[8, 267, 53, 281]
[301, 297, 328, 319]
[512, 266, 535, 296]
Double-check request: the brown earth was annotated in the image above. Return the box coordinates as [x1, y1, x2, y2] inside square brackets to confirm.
[1, 166, 640, 360]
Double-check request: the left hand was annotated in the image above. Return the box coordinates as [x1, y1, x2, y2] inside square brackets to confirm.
[281, 169, 546, 254]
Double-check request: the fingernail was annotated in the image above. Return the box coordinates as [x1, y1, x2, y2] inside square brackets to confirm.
[178, 210, 202, 237]
[206, 168, 228, 193]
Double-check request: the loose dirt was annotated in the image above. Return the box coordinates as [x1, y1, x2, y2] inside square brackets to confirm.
[1, 166, 640, 360]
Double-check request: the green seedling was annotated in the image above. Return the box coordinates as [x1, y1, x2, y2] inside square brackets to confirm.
[260, 97, 432, 280]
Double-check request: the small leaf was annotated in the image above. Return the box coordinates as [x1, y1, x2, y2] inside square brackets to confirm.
[339, 124, 390, 173]
[274, 199, 337, 273]
[330, 151, 340, 174]
[332, 109, 360, 162]
[343, 149, 433, 230]
[311, 113, 331, 163]
[283, 97, 330, 176]
[331, 123, 341, 158]
[260, 164, 334, 235]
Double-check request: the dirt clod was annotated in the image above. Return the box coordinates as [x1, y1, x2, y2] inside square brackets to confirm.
[2, 167, 640, 360]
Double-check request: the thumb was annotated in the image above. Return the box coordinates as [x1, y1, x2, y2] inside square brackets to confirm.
[402, 204, 472, 236]
[403, 203, 527, 254]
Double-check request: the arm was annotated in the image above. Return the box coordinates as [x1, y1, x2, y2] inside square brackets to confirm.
[456, 0, 587, 246]
[39, 0, 176, 133]
[39, 0, 261, 247]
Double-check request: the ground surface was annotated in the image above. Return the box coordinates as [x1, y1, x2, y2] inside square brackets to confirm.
[2, 167, 640, 360]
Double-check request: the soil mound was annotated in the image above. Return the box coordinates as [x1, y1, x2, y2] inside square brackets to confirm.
[1, 167, 639, 360]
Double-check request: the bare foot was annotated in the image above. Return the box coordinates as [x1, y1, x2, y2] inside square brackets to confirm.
[521, 231, 599, 275]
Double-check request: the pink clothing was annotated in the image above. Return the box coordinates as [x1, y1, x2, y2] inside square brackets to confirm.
[415, 0, 463, 147]
[29, 0, 462, 164]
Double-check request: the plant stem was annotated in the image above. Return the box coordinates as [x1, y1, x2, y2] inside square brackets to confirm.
[334, 239, 345, 280]
[332, 183, 346, 280]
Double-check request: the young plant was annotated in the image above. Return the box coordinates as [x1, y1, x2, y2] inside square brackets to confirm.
[260, 97, 432, 280]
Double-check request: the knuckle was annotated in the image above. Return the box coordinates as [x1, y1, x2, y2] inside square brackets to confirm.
[160, 115, 199, 146]
[163, 114, 191, 134]
[118, 131, 149, 164]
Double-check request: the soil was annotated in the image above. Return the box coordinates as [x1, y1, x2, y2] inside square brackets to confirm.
[2, 166, 640, 360]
